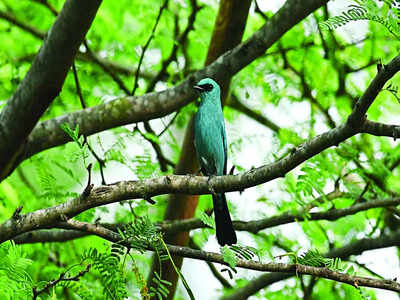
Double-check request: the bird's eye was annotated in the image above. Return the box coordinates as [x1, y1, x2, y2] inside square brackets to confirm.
[201, 84, 213, 91]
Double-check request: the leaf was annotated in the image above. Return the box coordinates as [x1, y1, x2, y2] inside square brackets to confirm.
[221, 246, 237, 269]
[61, 123, 83, 147]
[198, 211, 215, 228]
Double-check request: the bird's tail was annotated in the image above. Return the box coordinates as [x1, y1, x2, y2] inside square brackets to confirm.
[212, 193, 237, 246]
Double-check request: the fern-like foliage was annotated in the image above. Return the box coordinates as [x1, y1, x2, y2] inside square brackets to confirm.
[82, 248, 128, 299]
[149, 271, 172, 300]
[0, 241, 33, 300]
[321, 0, 400, 38]
[65, 282, 93, 300]
[220, 244, 259, 279]
[119, 216, 195, 300]
[119, 216, 160, 252]
[295, 250, 370, 299]
[295, 249, 343, 271]
[82, 216, 194, 299]
[61, 123, 89, 164]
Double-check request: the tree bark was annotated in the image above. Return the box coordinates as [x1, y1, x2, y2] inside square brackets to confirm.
[147, 1, 252, 299]
[0, 0, 102, 180]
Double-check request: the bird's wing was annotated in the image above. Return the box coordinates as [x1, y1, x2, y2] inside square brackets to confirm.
[221, 122, 228, 175]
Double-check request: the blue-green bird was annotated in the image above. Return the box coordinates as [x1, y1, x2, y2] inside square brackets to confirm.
[193, 78, 237, 246]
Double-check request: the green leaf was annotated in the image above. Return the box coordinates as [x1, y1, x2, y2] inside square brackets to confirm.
[221, 246, 237, 269]
[198, 211, 215, 228]
[61, 123, 83, 147]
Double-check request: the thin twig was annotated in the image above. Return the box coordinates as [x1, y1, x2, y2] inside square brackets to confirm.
[71, 63, 107, 184]
[146, 0, 202, 92]
[254, 0, 268, 20]
[31, 0, 58, 16]
[83, 41, 131, 95]
[158, 110, 180, 137]
[32, 264, 91, 299]
[71, 63, 86, 109]
[134, 125, 175, 172]
[281, 48, 336, 128]
[83, 163, 94, 197]
[131, 0, 169, 96]
[53, 220, 400, 294]
[229, 94, 281, 133]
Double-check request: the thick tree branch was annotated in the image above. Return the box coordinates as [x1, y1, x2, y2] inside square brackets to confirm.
[161, 196, 400, 234]
[13, 196, 400, 243]
[222, 231, 400, 300]
[0, 0, 102, 180]
[2, 102, 400, 241]
[360, 120, 400, 138]
[15, 0, 330, 172]
[27, 219, 400, 294]
[13, 229, 88, 243]
[347, 58, 400, 127]
[4, 160, 400, 242]
[163, 246, 400, 293]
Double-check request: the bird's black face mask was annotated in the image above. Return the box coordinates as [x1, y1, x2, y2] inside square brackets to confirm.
[193, 83, 213, 93]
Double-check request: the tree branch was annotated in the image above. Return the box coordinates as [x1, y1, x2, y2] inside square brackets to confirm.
[145, 0, 202, 92]
[8, 191, 400, 245]
[2, 98, 400, 241]
[360, 119, 400, 139]
[223, 231, 400, 300]
[134, 124, 175, 172]
[32, 264, 91, 299]
[158, 196, 400, 234]
[0, 7, 154, 80]
[14, 0, 330, 174]
[0, 10, 44, 39]
[347, 58, 400, 127]
[131, 0, 169, 96]
[228, 94, 281, 133]
[71, 63, 107, 184]
[31, 219, 400, 294]
[188, 238, 233, 289]
[0, 0, 102, 180]
[165, 246, 400, 293]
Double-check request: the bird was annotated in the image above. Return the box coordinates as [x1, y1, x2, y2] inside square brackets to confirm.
[193, 78, 237, 246]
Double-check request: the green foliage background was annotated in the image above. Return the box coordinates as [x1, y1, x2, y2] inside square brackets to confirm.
[0, 0, 399, 299]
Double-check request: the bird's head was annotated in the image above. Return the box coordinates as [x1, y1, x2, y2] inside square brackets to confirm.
[193, 78, 220, 101]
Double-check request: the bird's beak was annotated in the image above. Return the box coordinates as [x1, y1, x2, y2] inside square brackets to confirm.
[193, 85, 204, 92]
